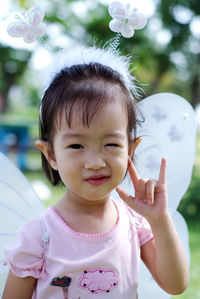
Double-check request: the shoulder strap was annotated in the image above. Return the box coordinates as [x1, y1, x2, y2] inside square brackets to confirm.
[40, 218, 49, 253]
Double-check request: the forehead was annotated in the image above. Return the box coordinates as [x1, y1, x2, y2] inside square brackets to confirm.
[59, 99, 128, 134]
[55, 81, 128, 130]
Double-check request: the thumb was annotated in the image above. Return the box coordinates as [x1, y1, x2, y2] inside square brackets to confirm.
[116, 187, 135, 209]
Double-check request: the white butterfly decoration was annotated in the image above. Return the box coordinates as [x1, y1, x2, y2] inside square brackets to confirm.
[108, 1, 147, 38]
[7, 5, 46, 43]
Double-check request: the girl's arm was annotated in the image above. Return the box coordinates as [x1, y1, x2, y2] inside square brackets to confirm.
[141, 214, 189, 294]
[116, 157, 189, 295]
[3, 270, 37, 299]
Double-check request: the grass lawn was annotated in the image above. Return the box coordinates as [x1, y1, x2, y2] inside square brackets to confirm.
[172, 221, 200, 299]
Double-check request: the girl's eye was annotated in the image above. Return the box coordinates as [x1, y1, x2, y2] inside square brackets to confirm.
[68, 144, 84, 149]
[105, 143, 119, 147]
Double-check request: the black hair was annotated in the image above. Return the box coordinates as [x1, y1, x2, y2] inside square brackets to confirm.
[39, 62, 141, 185]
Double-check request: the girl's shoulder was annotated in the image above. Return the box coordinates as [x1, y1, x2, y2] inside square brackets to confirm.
[4, 206, 52, 257]
[113, 197, 141, 222]
[19, 206, 51, 237]
[113, 198, 153, 246]
[4, 207, 52, 279]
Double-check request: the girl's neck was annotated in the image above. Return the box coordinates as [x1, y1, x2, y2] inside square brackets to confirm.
[57, 190, 111, 213]
[54, 192, 118, 234]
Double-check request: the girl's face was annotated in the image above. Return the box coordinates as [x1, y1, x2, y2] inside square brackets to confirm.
[39, 100, 134, 205]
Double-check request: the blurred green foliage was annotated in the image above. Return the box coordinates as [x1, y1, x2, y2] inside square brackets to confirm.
[178, 133, 200, 222]
[0, 46, 31, 111]
[159, 0, 200, 108]
[172, 222, 200, 298]
[1, 0, 200, 112]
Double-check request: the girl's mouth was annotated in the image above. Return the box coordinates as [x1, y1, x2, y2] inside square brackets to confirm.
[85, 175, 110, 186]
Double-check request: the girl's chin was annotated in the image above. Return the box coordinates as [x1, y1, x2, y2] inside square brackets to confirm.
[65, 190, 111, 203]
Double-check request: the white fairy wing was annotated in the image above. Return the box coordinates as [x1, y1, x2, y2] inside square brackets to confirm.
[135, 92, 197, 211]
[0, 153, 45, 296]
[112, 92, 196, 299]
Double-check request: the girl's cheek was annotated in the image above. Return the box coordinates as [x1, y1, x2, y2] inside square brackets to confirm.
[114, 155, 129, 170]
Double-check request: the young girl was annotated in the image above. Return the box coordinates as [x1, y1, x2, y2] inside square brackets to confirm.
[3, 46, 189, 299]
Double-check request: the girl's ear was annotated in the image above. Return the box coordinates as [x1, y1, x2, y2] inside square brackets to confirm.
[35, 140, 58, 170]
[128, 137, 142, 159]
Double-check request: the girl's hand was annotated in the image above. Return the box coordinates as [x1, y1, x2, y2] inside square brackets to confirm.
[116, 157, 168, 223]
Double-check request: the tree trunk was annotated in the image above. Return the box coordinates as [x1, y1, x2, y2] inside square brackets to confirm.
[191, 74, 200, 109]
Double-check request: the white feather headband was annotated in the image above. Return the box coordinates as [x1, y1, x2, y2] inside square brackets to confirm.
[44, 45, 139, 98]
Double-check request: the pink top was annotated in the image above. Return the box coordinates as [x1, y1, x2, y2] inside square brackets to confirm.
[5, 199, 153, 299]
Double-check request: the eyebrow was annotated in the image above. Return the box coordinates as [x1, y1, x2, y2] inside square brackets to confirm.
[61, 132, 126, 139]
[62, 133, 84, 139]
[104, 132, 126, 139]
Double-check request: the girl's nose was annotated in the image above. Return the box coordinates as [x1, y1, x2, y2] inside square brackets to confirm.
[84, 151, 106, 170]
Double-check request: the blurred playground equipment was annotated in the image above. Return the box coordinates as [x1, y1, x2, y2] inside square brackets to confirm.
[0, 120, 36, 170]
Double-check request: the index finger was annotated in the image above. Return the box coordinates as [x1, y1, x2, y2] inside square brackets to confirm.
[128, 158, 140, 186]
[158, 157, 167, 184]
